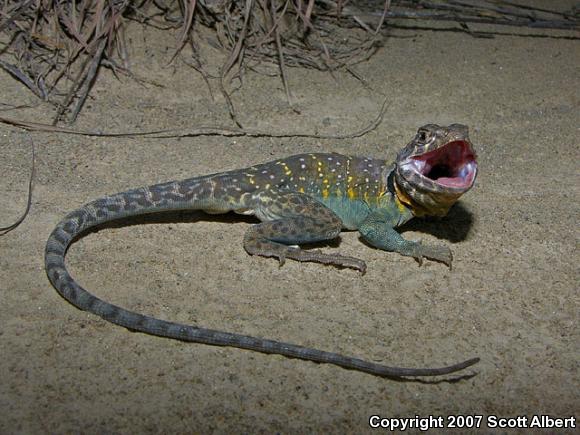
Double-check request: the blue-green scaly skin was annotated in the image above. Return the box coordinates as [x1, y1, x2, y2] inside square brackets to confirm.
[45, 124, 479, 378]
[229, 153, 410, 229]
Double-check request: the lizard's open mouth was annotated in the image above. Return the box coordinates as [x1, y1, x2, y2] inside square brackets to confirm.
[410, 140, 477, 190]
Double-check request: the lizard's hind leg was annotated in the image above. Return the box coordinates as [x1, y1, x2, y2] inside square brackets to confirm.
[243, 192, 366, 272]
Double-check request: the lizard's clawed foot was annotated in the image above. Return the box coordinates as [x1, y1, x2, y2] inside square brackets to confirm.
[246, 241, 366, 273]
[413, 240, 453, 268]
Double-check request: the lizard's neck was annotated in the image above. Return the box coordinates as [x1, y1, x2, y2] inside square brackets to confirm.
[393, 174, 459, 218]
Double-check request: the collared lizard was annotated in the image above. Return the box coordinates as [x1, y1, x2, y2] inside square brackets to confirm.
[45, 124, 479, 378]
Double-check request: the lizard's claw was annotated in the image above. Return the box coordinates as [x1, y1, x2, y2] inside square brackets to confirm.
[416, 242, 453, 268]
[412, 239, 425, 266]
[414, 241, 424, 267]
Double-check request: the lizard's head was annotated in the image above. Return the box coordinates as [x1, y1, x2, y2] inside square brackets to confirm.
[394, 124, 477, 217]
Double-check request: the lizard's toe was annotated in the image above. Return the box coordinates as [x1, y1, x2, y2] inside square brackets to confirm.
[277, 255, 287, 267]
[421, 244, 453, 267]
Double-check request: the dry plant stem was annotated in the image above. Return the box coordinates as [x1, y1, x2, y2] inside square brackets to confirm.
[374, 0, 391, 34]
[0, 0, 33, 33]
[51, 3, 103, 123]
[447, 0, 562, 20]
[369, 9, 578, 30]
[182, 49, 215, 101]
[115, 14, 130, 70]
[69, 38, 107, 123]
[220, 0, 254, 127]
[170, 0, 197, 63]
[0, 94, 391, 140]
[291, 1, 332, 64]
[180, 0, 197, 43]
[269, 0, 295, 111]
[53, 52, 93, 125]
[1, 0, 576, 124]
[304, 0, 315, 28]
[252, 0, 291, 53]
[0, 59, 44, 98]
[492, 0, 569, 17]
[54, 1, 130, 124]
[0, 136, 34, 236]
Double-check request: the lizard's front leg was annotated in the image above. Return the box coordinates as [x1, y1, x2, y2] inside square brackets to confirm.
[243, 192, 366, 272]
[359, 213, 453, 267]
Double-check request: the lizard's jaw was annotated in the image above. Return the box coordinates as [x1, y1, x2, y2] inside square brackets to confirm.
[405, 140, 477, 191]
[394, 124, 478, 217]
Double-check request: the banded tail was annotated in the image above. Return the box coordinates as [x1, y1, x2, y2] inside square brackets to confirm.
[45, 177, 479, 378]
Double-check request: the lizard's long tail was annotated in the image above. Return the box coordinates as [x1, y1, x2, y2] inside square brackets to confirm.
[45, 178, 479, 378]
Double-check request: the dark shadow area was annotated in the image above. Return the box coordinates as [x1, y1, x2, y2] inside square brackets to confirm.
[385, 24, 580, 40]
[69, 203, 473, 263]
[356, 202, 474, 251]
[384, 370, 480, 384]
[399, 202, 475, 243]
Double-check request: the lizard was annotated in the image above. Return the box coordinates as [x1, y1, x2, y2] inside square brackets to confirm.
[45, 123, 479, 379]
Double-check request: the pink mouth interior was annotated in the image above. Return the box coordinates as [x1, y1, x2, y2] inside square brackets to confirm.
[411, 141, 477, 188]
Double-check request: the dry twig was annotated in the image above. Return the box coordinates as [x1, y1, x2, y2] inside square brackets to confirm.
[0, 136, 35, 236]
[0, 0, 576, 123]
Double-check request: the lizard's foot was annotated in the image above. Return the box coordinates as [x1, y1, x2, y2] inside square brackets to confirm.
[359, 216, 454, 269]
[245, 240, 366, 273]
[412, 240, 453, 268]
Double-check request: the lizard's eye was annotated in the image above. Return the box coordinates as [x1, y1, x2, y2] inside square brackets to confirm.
[417, 130, 429, 142]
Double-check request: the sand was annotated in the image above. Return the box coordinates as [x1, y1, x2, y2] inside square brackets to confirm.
[1, 3, 578, 433]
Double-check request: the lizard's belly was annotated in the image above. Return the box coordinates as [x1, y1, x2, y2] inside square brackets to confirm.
[234, 208, 255, 216]
[316, 195, 370, 230]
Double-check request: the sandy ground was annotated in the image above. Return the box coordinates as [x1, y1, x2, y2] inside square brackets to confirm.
[1, 2, 578, 433]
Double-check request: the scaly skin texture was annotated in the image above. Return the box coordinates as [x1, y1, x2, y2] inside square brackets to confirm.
[45, 124, 479, 378]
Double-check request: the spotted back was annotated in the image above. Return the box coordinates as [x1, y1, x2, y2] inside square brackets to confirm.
[213, 153, 393, 227]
